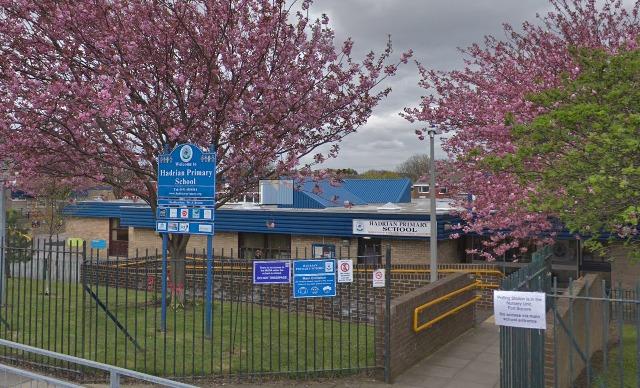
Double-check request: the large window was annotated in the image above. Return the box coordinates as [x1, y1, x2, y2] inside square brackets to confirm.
[417, 185, 429, 193]
[239, 233, 291, 259]
[357, 237, 381, 265]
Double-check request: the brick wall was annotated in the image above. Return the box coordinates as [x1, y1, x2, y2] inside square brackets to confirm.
[609, 242, 640, 289]
[128, 229, 238, 258]
[375, 273, 476, 382]
[65, 217, 109, 247]
[81, 260, 500, 324]
[383, 238, 458, 264]
[544, 274, 604, 388]
[290, 235, 358, 258]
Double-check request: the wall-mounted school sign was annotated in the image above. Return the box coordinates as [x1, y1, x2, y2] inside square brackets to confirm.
[352, 219, 431, 237]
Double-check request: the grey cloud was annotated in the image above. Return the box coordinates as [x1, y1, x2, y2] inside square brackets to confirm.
[301, 0, 552, 172]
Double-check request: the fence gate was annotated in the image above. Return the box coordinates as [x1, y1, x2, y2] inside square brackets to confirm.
[499, 246, 552, 388]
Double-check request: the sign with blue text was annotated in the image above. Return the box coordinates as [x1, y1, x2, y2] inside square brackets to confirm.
[157, 144, 216, 199]
[253, 261, 291, 284]
[156, 143, 216, 235]
[293, 259, 336, 298]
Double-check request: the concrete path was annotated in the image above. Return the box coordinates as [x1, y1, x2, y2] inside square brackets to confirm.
[393, 317, 500, 388]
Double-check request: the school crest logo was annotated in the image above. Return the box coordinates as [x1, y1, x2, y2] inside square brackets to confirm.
[179, 145, 193, 162]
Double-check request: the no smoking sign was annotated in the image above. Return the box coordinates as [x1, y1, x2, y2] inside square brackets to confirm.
[372, 269, 385, 288]
[337, 259, 353, 283]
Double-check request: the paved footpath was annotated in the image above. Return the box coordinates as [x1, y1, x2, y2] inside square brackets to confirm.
[391, 317, 499, 388]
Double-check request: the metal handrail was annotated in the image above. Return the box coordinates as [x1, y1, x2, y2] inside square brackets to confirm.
[0, 363, 82, 388]
[413, 280, 482, 333]
[0, 339, 198, 388]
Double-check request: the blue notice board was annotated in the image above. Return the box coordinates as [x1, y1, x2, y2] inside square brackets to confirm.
[253, 261, 291, 284]
[293, 259, 336, 298]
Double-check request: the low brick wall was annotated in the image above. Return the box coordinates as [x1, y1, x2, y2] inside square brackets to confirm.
[80, 260, 499, 325]
[544, 274, 604, 388]
[375, 273, 476, 382]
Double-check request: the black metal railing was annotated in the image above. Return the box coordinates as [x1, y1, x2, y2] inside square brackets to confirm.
[0, 238, 383, 382]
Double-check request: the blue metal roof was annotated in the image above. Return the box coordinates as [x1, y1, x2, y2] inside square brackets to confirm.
[62, 201, 134, 219]
[64, 201, 460, 240]
[278, 178, 411, 209]
[281, 180, 366, 208]
[342, 178, 412, 204]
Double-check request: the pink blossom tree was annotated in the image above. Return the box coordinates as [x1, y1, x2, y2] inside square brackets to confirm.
[0, 0, 409, 289]
[404, 0, 640, 259]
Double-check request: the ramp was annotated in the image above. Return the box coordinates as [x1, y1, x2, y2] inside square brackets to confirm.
[393, 317, 499, 388]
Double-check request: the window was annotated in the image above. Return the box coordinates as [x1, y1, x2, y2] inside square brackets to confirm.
[417, 185, 429, 193]
[239, 233, 291, 259]
[357, 237, 381, 265]
[438, 187, 448, 194]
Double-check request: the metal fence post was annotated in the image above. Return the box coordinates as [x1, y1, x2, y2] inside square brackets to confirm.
[0, 183, 5, 307]
[384, 245, 391, 383]
[109, 371, 120, 388]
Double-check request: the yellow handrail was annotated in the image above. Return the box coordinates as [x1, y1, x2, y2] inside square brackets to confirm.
[413, 280, 482, 333]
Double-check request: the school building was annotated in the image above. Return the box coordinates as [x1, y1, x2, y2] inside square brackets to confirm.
[61, 178, 637, 288]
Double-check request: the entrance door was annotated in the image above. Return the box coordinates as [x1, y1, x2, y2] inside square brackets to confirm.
[108, 218, 129, 257]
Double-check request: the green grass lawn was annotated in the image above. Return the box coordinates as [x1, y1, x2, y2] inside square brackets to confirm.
[593, 325, 639, 387]
[0, 277, 375, 378]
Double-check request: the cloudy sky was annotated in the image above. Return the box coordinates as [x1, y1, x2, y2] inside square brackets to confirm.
[300, 0, 552, 172]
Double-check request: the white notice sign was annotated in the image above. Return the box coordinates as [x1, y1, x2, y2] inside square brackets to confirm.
[337, 260, 353, 283]
[493, 291, 547, 330]
[372, 269, 385, 288]
[353, 219, 430, 237]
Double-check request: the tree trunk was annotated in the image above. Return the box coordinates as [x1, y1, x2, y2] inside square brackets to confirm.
[168, 234, 189, 306]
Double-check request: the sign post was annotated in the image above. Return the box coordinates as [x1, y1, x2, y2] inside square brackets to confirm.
[161, 233, 168, 332]
[156, 144, 216, 333]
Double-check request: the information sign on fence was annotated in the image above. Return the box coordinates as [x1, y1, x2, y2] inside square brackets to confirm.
[372, 269, 385, 287]
[337, 259, 353, 283]
[253, 261, 291, 284]
[493, 290, 547, 330]
[293, 259, 336, 298]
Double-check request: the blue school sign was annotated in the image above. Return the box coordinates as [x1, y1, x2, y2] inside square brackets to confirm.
[156, 143, 216, 235]
[156, 143, 216, 335]
[293, 259, 337, 298]
[157, 144, 216, 199]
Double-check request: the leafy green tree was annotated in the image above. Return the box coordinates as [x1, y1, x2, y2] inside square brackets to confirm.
[490, 48, 640, 257]
[359, 170, 404, 179]
[5, 209, 31, 277]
